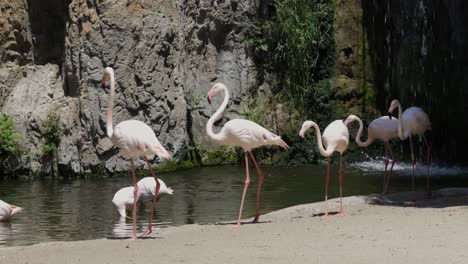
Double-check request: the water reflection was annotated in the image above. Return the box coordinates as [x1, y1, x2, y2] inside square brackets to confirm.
[0, 164, 467, 246]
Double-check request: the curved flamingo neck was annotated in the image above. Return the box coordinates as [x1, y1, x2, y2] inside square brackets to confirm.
[396, 103, 406, 140]
[354, 116, 373, 147]
[310, 122, 335, 157]
[206, 85, 229, 143]
[106, 71, 115, 138]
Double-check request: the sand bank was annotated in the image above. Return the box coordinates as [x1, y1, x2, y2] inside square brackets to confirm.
[1, 188, 467, 264]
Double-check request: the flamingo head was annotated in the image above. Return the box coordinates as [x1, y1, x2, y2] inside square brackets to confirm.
[101, 67, 114, 88]
[299, 121, 315, 138]
[207, 83, 226, 104]
[388, 99, 400, 114]
[388, 99, 400, 119]
[344, 115, 358, 126]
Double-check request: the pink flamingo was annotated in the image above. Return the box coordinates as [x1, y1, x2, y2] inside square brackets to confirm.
[0, 200, 22, 221]
[112, 177, 174, 219]
[388, 99, 431, 194]
[100, 67, 171, 240]
[299, 120, 349, 216]
[344, 115, 399, 194]
[206, 83, 289, 226]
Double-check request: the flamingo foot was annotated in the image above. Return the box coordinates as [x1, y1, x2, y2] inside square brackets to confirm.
[141, 227, 152, 237]
[321, 213, 331, 218]
[337, 211, 345, 216]
[128, 236, 137, 241]
[233, 223, 241, 227]
[252, 215, 259, 223]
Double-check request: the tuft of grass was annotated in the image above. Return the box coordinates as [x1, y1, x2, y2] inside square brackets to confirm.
[252, 0, 335, 114]
[0, 115, 21, 157]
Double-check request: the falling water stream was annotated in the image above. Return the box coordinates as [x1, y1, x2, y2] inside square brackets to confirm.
[1, 163, 467, 247]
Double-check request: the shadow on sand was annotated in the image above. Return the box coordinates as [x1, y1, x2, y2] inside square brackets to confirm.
[363, 188, 468, 208]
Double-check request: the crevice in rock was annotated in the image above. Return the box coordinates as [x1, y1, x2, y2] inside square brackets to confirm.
[26, 0, 68, 66]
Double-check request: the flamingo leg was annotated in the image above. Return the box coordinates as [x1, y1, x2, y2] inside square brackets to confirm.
[236, 152, 251, 226]
[248, 151, 263, 223]
[383, 141, 396, 194]
[141, 155, 161, 237]
[129, 158, 138, 240]
[337, 154, 345, 216]
[409, 136, 415, 191]
[382, 143, 390, 194]
[322, 157, 331, 218]
[422, 135, 432, 197]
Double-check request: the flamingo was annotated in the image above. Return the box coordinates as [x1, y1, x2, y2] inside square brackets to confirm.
[388, 99, 432, 194]
[206, 83, 289, 226]
[299, 119, 349, 216]
[344, 115, 399, 194]
[0, 200, 22, 221]
[100, 67, 171, 240]
[112, 177, 174, 219]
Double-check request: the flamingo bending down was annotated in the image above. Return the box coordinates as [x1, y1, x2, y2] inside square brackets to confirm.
[388, 99, 431, 194]
[344, 115, 399, 194]
[112, 177, 174, 219]
[0, 200, 22, 221]
[206, 83, 289, 226]
[100, 67, 171, 240]
[299, 120, 349, 216]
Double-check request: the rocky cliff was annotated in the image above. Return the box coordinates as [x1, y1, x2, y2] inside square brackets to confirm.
[0, 0, 272, 176]
[1, 0, 375, 177]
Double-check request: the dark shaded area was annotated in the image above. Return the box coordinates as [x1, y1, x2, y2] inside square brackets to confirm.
[26, 0, 68, 65]
[363, 0, 468, 164]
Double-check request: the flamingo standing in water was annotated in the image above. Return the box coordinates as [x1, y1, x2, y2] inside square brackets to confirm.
[299, 119, 349, 216]
[388, 99, 431, 194]
[0, 200, 22, 221]
[100, 67, 171, 240]
[112, 177, 174, 219]
[206, 83, 289, 226]
[344, 115, 399, 194]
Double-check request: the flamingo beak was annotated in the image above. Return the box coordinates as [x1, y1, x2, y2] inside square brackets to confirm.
[101, 80, 107, 88]
[207, 91, 213, 104]
[388, 112, 392, 119]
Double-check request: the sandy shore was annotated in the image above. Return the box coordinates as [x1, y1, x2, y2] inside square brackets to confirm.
[1, 188, 468, 264]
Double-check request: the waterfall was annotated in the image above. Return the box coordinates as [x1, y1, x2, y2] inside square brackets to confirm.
[363, 0, 468, 164]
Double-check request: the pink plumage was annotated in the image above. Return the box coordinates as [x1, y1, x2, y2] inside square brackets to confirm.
[388, 99, 431, 195]
[344, 114, 399, 194]
[299, 119, 349, 216]
[100, 67, 171, 240]
[206, 83, 288, 226]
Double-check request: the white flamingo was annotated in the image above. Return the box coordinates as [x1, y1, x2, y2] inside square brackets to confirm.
[112, 177, 174, 219]
[0, 200, 22, 221]
[206, 83, 289, 226]
[344, 115, 399, 194]
[299, 120, 349, 216]
[100, 67, 171, 240]
[388, 99, 431, 193]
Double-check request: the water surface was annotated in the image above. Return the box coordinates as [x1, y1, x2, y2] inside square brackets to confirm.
[1, 162, 467, 247]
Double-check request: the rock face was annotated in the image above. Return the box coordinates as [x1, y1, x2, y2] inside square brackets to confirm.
[332, 0, 376, 119]
[1, 0, 264, 176]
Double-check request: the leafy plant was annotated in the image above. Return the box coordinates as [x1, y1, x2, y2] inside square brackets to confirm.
[252, 0, 335, 114]
[40, 112, 61, 177]
[0, 115, 21, 157]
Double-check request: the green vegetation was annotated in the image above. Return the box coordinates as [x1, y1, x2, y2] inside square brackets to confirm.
[0, 115, 25, 177]
[0, 115, 21, 158]
[41, 113, 61, 155]
[41, 112, 61, 177]
[253, 0, 335, 115]
[201, 146, 238, 165]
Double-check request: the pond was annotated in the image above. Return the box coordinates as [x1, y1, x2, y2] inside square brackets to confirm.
[1, 161, 467, 247]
